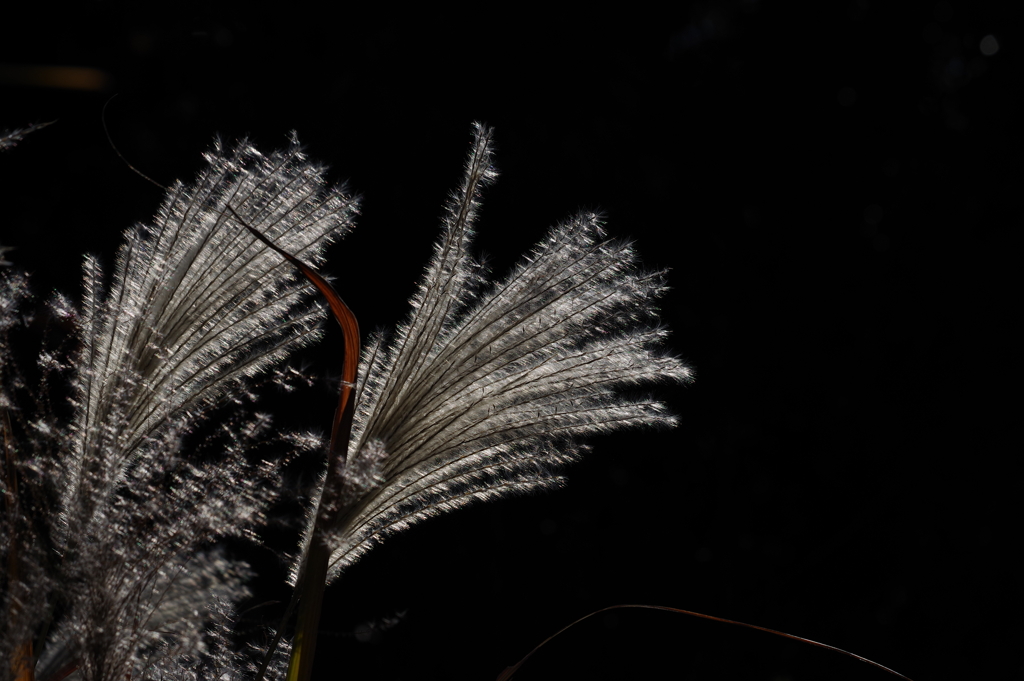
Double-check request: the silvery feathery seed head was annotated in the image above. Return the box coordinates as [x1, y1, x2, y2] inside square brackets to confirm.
[294, 123, 692, 585]
[1, 136, 356, 681]
[60, 136, 357, 547]
[0, 121, 53, 152]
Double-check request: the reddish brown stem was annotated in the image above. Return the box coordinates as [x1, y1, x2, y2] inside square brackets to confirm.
[231, 207, 360, 681]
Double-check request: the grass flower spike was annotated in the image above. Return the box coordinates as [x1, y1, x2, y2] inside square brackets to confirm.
[304, 123, 691, 580]
[276, 123, 690, 681]
[1, 135, 357, 681]
[2, 123, 686, 681]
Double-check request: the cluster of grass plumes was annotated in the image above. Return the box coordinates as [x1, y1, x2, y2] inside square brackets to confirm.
[1, 123, 688, 681]
[2, 132, 356, 681]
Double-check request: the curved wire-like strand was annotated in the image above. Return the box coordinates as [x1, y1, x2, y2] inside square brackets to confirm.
[497, 604, 915, 681]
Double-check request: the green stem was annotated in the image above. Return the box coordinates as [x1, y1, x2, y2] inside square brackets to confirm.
[286, 543, 330, 681]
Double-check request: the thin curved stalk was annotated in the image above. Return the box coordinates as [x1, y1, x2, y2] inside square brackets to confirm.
[232, 207, 360, 681]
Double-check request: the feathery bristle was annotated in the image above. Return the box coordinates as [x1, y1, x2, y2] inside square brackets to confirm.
[290, 123, 691, 583]
[2, 136, 357, 681]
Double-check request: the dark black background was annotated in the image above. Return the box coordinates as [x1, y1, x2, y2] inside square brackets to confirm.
[2, 3, 1019, 680]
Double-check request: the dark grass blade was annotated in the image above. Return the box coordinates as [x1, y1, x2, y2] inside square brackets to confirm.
[230, 206, 360, 681]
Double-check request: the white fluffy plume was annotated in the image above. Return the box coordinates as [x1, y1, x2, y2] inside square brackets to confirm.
[63, 138, 357, 541]
[300, 124, 691, 583]
[3, 125, 687, 680]
[1, 136, 357, 681]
